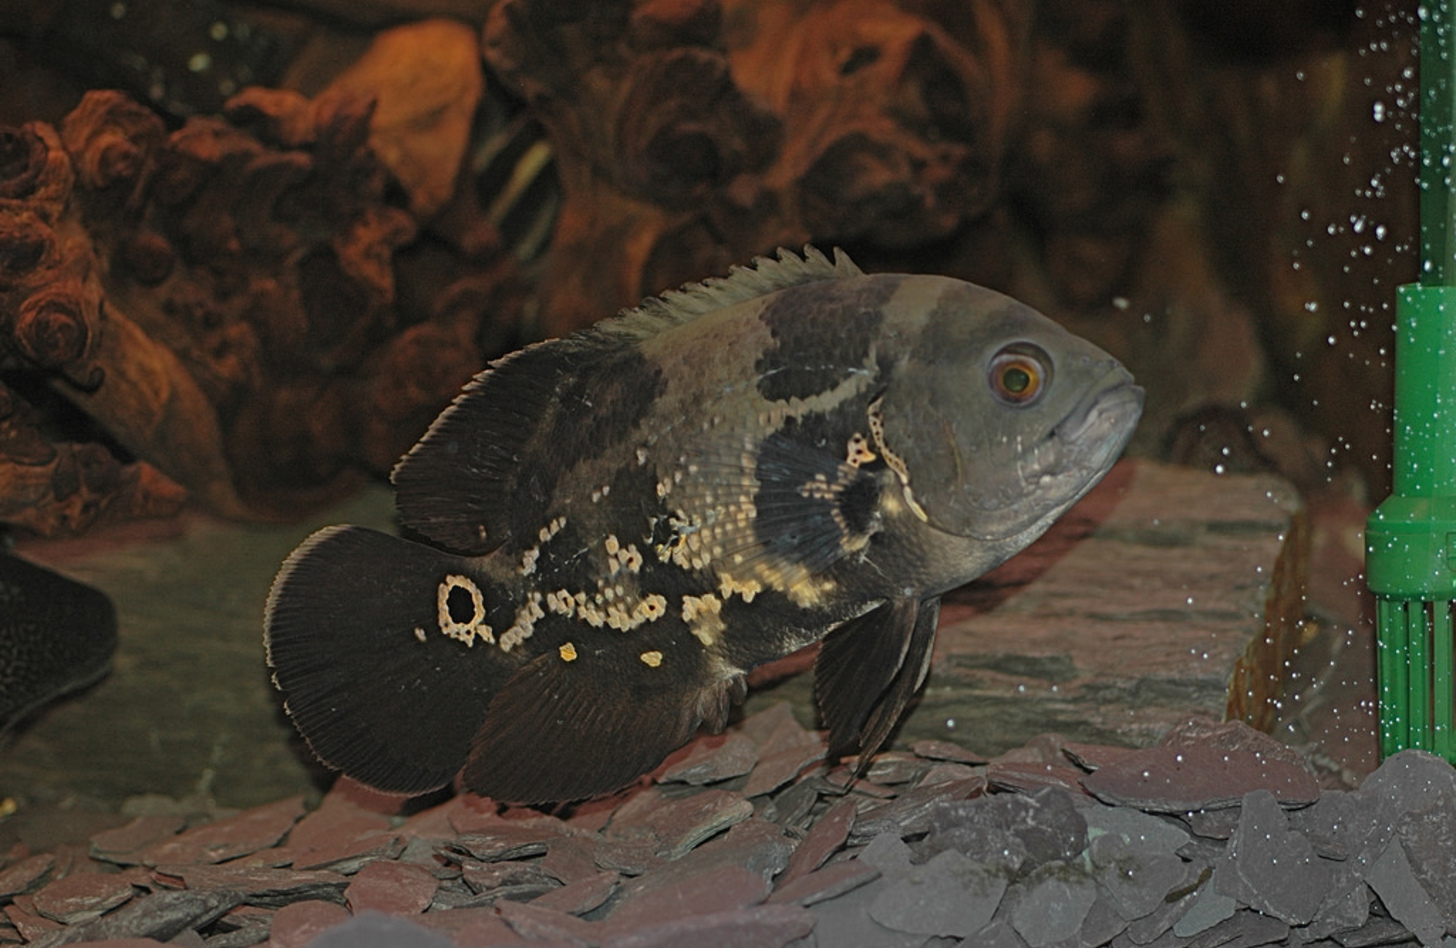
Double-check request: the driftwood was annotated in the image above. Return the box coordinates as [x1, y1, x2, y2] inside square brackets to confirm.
[483, 0, 1026, 337]
[0, 19, 522, 532]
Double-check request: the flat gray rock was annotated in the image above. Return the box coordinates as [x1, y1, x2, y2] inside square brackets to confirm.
[1009, 863, 1098, 948]
[868, 849, 1008, 938]
[1220, 789, 1332, 925]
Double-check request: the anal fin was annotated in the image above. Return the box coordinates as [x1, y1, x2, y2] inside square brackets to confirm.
[814, 596, 940, 765]
[462, 649, 737, 804]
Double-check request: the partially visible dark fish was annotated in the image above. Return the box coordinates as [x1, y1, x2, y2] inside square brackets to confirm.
[0, 552, 117, 732]
[266, 247, 1143, 805]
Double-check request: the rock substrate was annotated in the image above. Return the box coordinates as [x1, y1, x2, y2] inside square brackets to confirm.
[1, 704, 1451, 948]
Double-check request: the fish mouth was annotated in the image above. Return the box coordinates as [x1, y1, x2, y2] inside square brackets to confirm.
[1053, 372, 1144, 456]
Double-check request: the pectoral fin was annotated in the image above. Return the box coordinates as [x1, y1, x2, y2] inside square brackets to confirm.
[814, 596, 940, 765]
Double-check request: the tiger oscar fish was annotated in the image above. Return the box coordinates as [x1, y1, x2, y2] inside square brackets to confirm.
[1, 551, 117, 733]
[264, 247, 1143, 804]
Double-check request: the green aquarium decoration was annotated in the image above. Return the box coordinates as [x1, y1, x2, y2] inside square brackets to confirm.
[1366, 0, 1456, 761]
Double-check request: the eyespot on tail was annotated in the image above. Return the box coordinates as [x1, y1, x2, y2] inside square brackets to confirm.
[264, 525, 510, 794]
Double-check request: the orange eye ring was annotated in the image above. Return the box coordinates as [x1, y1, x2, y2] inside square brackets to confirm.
[988, 347, 1048, 406]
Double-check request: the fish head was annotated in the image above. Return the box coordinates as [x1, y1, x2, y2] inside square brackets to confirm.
[877, 278, 1144, 544]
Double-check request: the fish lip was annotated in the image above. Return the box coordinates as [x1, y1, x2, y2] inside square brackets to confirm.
[1053, 370, 1144, 447]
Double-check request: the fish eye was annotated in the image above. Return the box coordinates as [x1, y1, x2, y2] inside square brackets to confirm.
[987, 344, 1050, 406]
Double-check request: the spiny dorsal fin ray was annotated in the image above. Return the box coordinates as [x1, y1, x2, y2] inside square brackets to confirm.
[610, 245, 861, 339]
[392, 246, 860, 555]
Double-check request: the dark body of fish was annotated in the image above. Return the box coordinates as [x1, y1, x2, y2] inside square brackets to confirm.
[1, 552, 117, 732]
[265, 247, 1143, 804]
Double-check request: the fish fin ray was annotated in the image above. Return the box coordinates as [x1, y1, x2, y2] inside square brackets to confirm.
[462, 650, 734, 804]
[854, 597, 940, 768]
[610, 246, 860, 338]
[265, 525, 512, 793]
[814, 596, 938, 761]
[666, 432, 881, 581]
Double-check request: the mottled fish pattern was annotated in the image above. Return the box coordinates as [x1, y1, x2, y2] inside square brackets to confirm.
[265, 247, 1143, 804]
[1, 552, 117, 732]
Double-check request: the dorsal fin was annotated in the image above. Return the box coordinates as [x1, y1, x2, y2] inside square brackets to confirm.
[391, 246, 861, 556]
[605, 245, 862, 340]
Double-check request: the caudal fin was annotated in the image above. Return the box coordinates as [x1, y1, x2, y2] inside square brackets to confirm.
[264, 526, 509, 794]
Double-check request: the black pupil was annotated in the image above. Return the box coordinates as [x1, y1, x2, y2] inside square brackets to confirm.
[446, 585, 477, 623]
[1003, 365, 1032, 394]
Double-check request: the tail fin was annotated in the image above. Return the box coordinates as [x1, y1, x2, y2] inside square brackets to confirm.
[264, 526, 509, 794]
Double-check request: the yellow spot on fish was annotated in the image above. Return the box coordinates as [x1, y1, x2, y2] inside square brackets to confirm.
[605, 534, 620, 556]
[681, 593, 724, 646]
[519, 546, 540, 575]
[846, 432, 877, 467]
[413, 627, 427, 644]
[718, 575, 761, 603]
[636, 447, 649, 466]
[437, 575, 493, 647]
[538, 516, 567, 544]
[868, 396, 928, 522]
[545, 589, 576, 617]
[559, 642, 578, 662]
[499, 591, 545, 653]
[640, 650, 663, 668]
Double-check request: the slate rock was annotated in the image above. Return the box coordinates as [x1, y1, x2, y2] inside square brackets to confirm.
[451, 819, 567, 862]
[1184, 909, 1288, 948]
[865, 753, 933, 786]
[136, 797, 305, 867]
[761, 775, 821, 827]
[306, 910, 454, 948]
[780, 798, 856, 884]
[607, 788, 754, 858]
[856, 832, 915, 881]
[27, 888, 242, 948]
[264, 898, 351, 948]
[850, 777, 986, 843]
[344, 859, 438, 916]
[869, 848, 1008, 938]
[1061, 742, 1139, 772]
[541, 835, 608, 885]
[989, 762, 1093, 797]
[1089, 833, 1185, 921]
[279, 794, 400, 873]
[807, 875, 930, 948]
[742, 745, 829, 798]
[1083, 803, 1190, 856]
[660, 734, 760, 786]
[1219, 789, 1332, 926]
[912, 739, 988, 765]
[1356, 750, 1456, 821]
[600, 904, 816, 948]
[1065, 892, 1132, 948]
[412, 905, 521, 944]
[1171, 876, 1237, 938]
[1395, 789, 1456, 934]
[925, 799, 1029, 875]
[530, 869, 619, 915]
[90, 815, 188, 865]
[768, 859, 880, 907]
[496, 898, 599, 944]
[154, 864, 347, 908]
[1081, 745, 1319, 811]
[606, 864, 771, 934]
[1364, 838, 1448, 948]
[1159, 719, 1307, 768]
[1009, 862, 1098, 948]
[0, 853, 54, 899]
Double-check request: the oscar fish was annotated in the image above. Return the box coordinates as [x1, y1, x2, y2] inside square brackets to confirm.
[264, 247, 1143, 804]
[1, 551, 118, 733]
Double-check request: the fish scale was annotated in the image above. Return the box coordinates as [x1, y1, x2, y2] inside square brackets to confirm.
[265, 246, 1144, 804]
